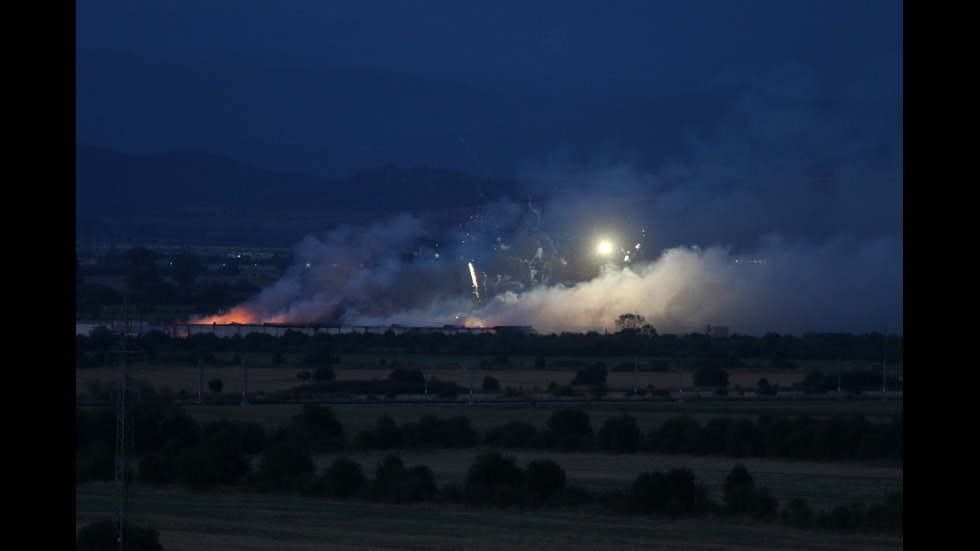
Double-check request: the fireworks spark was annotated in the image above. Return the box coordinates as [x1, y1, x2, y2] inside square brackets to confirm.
[468, 261, 480, 300]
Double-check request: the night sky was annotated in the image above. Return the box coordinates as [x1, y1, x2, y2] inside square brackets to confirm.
[76, 1, 903, 336]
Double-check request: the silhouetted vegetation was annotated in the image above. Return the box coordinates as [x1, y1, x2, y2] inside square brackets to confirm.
[76, 326, 903, 383]
[77, 399, 902, 537]
[76, 518, 164, 551]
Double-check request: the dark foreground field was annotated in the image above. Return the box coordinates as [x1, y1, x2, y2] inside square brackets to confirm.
[76, 482, 903, 551]
[77, 367, 903, 550]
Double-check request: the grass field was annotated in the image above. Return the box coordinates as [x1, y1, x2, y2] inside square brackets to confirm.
[76, 482, 903, 551]
[76, 365, 903, 550]
[76, 363, 902, 402]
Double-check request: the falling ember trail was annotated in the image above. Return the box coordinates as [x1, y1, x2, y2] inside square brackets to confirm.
[468, 262, 480, 300]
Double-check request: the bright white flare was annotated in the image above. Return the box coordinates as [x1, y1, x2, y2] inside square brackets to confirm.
[468, 261, 480, 299]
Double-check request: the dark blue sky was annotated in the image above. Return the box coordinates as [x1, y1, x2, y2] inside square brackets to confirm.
[77, 1, 902, 176]
[77, 1, 903, 335]
[76, 1, 901, 97]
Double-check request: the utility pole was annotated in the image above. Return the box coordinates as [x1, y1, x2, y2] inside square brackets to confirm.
[881, 330, 887, 402]
[837, 357, 842, 396]
[198, 357, 204, 404]
[241, 361, 250, 406]
[633, 357, 638, 397]
[461, 365, 474, 404]
[670, 362, 684, 403]
[110, 297, 144, 550]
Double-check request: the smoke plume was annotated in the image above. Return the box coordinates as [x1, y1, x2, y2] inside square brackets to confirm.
[199, 83, 903, 336]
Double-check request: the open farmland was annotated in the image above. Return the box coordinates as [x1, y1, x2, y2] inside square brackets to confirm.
[77, 364, 902, 550]
[76, 363, 900, 403]
[76, 480, 903, 551]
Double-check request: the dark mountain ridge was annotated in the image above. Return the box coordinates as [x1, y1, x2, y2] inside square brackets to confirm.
[75, 48, 759, 179]
[75, 144, 520, 248]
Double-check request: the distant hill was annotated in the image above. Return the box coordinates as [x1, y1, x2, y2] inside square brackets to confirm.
[76, 144, 518, 215]
[75, 144, 519, 247]
[75, 49, 747, 179]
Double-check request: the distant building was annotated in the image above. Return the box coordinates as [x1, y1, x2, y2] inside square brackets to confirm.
[706, 325, 730, 337]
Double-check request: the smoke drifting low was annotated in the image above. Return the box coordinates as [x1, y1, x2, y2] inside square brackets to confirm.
[200, 87, 903, 336]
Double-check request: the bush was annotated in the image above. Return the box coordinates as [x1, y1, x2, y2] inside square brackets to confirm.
[482, 375, 500, 392]
[524, 459, 565, 499]
[76, 519, 164, 551]
[290, 404, 345, 450]
[137, 451, 174, 485]
[645, 415, 703, 454]
[757, 377, 778, 396]
[313, 366, 336, 382]
[545, 409, 593, 450]
[572, 363, 607, 386]
[372, 454, 437, 504]
[464, 451, 524, 507]
[693, 365, 729, 388]
[257, 434, 315, 489]
[323, 457, 366, 499]
[780, 497, 814, 529]
[356, 414, 403, 450]
[629, 468, 704, 517]
[485, 420, 538, 448]
[598, 413, 641, 454]
[400, 414, 479, 448]
[723, 464, 756, 514]
[175, 446, 222, 490]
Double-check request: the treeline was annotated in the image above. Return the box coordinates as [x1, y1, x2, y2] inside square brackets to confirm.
[75, 324, 903, 371]
[353, 408, 904, 465]
[77, 403, 902, 537]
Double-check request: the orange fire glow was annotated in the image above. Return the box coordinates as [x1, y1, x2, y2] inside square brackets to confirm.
[195, 305, 268, 325]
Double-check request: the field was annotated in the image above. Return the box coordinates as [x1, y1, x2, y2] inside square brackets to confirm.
[76, 362, 901, 403]
[76, 483, 903, 551]
[76, 365, 904, 550]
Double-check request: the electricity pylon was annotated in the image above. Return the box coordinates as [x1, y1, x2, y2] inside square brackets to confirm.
[110, 302, 145, 550]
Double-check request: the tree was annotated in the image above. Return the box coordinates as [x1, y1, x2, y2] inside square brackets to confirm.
[615, 313, 646, 332]
[572, 363, 607, 386]
[313, 366, 336, 382]
[464, 451, 524, 507]
[629, 468, 704, 517]
[757, 377, 777, 396]
[482, 375, 500, 392]
[124, 246, 163, 292]
[723, 464, 756, 515]
[372, 454, 436, 503]
[693, 365, 729, 388]
[290, 404, 345, 451]
[545, 409, 593, 451]
[323, 457, 366, 499]
[356, 414, 403, 450]
[524, 459, 565, 499]
[171, 252, 205, 288]
[257, 434, 315, 489]
[598, 413, 642, 454]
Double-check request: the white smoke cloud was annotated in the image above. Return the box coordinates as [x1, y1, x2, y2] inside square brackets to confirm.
[210, 79, 902, 336]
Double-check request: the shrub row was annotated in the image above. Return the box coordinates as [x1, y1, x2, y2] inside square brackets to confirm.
[77, 404, 902, 536]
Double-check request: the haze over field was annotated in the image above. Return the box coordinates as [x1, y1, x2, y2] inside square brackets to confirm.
[77, 1, 902, 336]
